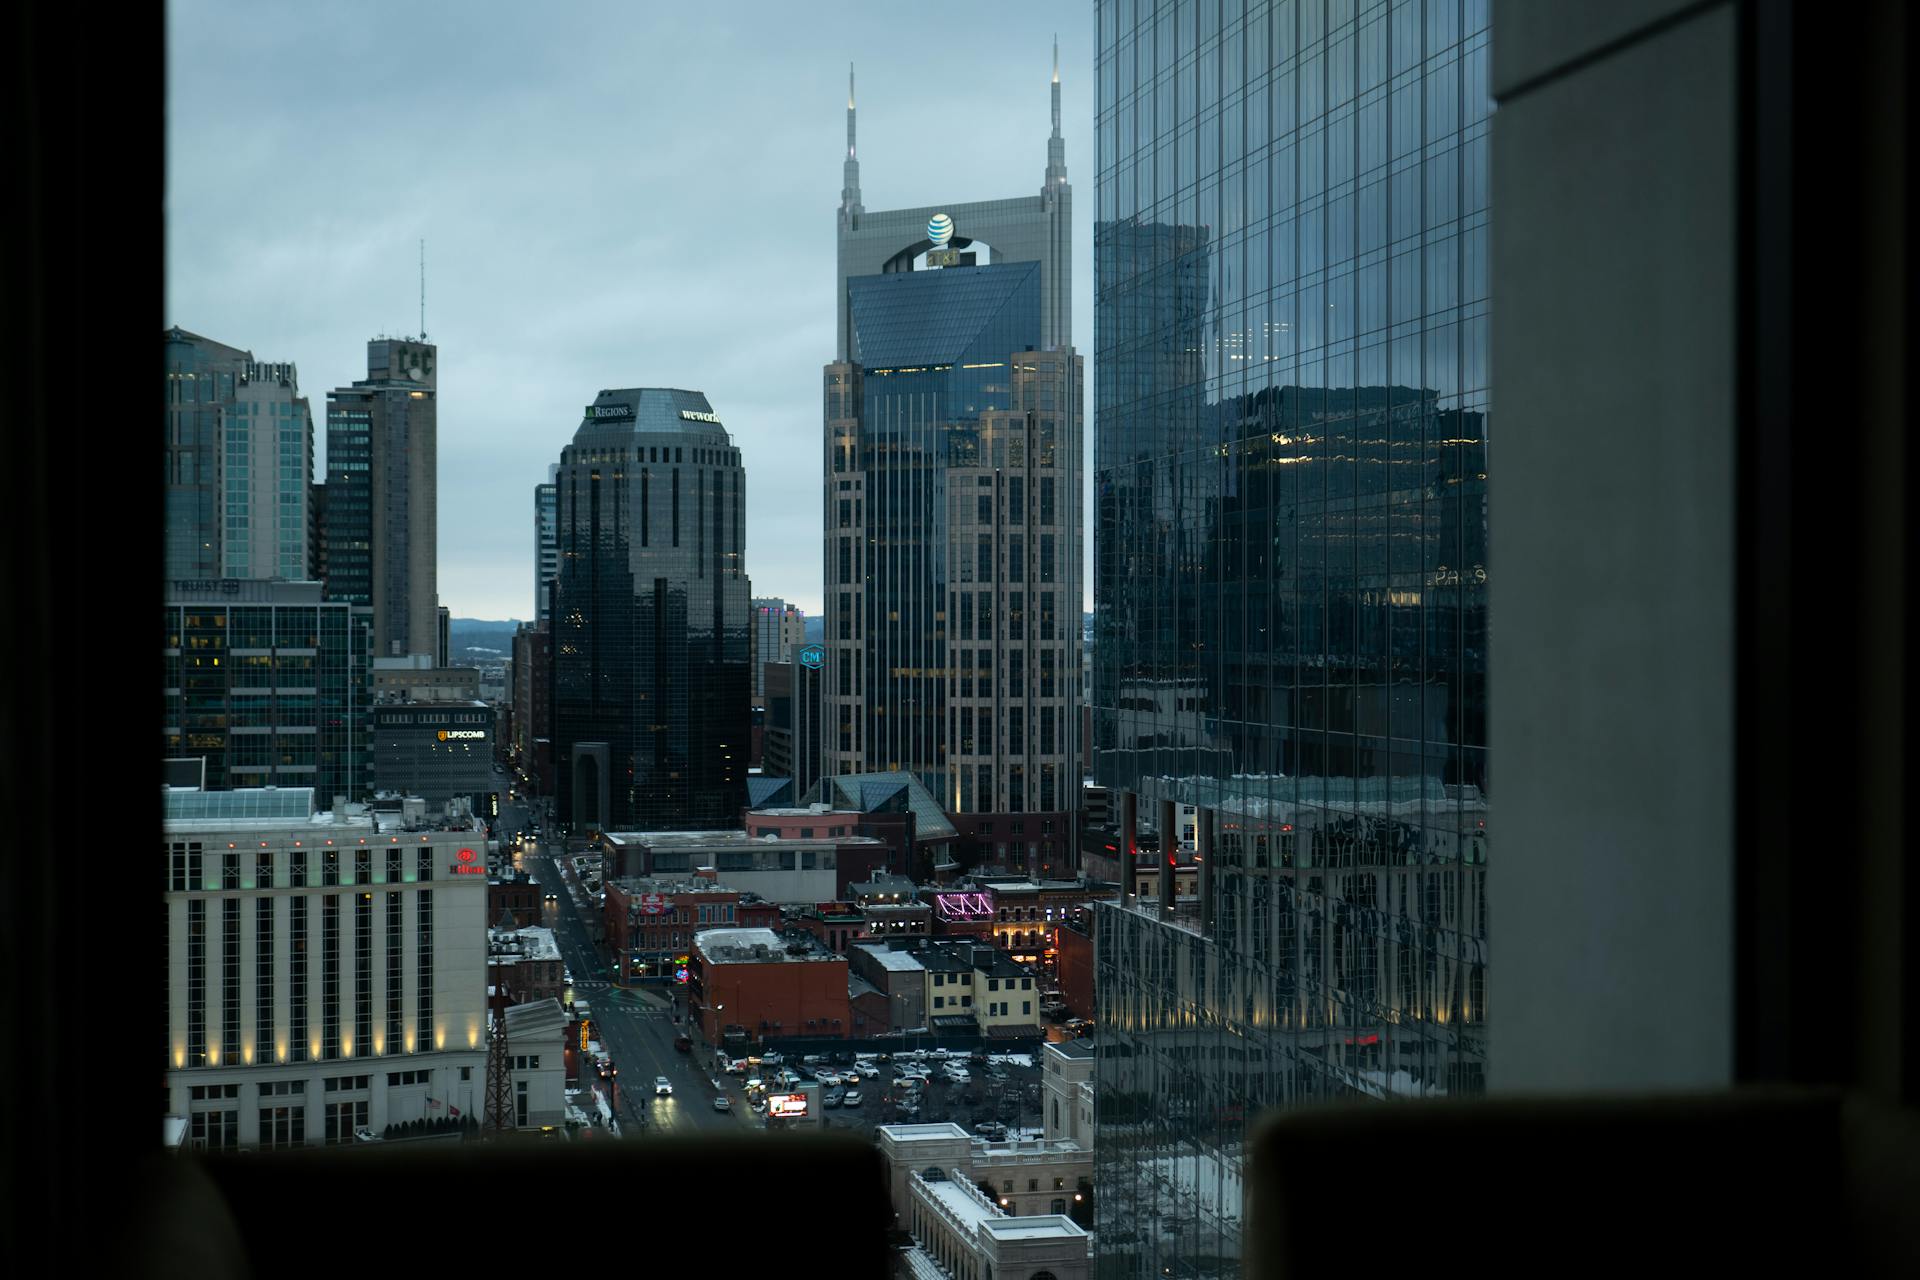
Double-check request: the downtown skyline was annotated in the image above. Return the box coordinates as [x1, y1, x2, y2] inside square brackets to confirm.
[164, 0, 1098, 621]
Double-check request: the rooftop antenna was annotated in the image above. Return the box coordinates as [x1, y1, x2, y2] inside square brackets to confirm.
[418, 239, 427, 342]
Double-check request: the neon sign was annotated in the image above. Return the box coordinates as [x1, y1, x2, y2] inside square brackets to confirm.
[934, 891, 995, 922]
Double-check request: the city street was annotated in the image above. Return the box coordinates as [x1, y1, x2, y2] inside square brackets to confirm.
[493, 781, 745, 1135]
[493, 772, 1050, 1143]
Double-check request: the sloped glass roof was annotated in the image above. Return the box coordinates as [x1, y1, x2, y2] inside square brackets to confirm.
[164, 787, 315, 823]
[849, 261, 1040, 369]
[817, 771, 958, 843]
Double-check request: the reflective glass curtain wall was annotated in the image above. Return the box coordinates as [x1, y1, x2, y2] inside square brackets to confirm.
[551, 390, 750, 832]
[1091, 2, 1490, 1275]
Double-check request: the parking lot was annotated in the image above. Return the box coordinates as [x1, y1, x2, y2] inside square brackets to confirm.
[722, 1048, 1049, 1140]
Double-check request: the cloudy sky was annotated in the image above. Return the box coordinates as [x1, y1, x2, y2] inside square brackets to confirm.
[167, 0, 1096, 622]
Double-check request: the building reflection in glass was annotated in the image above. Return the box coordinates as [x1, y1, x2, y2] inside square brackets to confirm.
[1090, 3, 1491, 1275]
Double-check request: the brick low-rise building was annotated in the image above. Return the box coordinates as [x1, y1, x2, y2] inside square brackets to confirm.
[602, 878, 778, 984]
[794, 902, 867, 954]
[687, 927, 850, 1051]
[489, 871, 541, 928]
[487, 924, 564, 1014]
[1055, 917, 1095, 1022]
[849, 941, 928, 1033]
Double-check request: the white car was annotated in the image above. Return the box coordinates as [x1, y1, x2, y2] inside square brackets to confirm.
[816, 1072, 842, 1087]
[842, 1090, 863, 1108]
[654, 1076, 673, 1097]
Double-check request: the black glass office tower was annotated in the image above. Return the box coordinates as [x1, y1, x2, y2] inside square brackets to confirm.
[163, 579, 374, 803]
[1091, 3, 1491, 1275]
[550, 389, 750, 831]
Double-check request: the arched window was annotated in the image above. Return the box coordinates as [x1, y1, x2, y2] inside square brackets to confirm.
[1031, 1272, 1060, 1280]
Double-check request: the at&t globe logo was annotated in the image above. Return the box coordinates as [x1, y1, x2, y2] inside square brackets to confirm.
[926, 213, 954, 248]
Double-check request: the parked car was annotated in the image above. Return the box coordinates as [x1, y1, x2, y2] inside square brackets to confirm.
[842, 1090, 863, 1108]
[817, 1072, 842, 1087]
[969, 1050, 990, 1067]
[842, 1069, 863, 1085]
[824, 1088, 846, 1109]
[673, 1036, 693, 1053]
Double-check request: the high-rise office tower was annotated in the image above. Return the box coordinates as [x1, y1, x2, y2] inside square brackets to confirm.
[824, 52, 1084, 875]
[322, 337, 440, 660]
[834, 54, 1072, 359]
[163, 579, 374, 803]
[750, 598, 805, 700]
[164, 327, 316, 581]
[1090, 4, 1492, 1274]
[550, 389, 750, 831]
[535, 466, 558, 625]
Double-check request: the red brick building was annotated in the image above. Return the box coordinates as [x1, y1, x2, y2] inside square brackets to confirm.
[489, 872, 542, 928]
[794, 902, 866, 954]
[1054, 918, 1095, 1022]
[687, 927, 850, 1049]
[487, 925, 565, 1014]
[603, 878, 777, 984]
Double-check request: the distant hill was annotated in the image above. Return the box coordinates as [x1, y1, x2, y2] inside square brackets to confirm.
[450, 618, 521, 662]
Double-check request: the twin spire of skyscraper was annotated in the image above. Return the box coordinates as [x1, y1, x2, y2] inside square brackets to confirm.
[838, 41, 1067, 222]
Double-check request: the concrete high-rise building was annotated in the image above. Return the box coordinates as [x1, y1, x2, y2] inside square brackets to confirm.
[161, 786, 488, 1149]
[750, 598, 805, 700]
[550, 388, 750, 831]
[824, 51, 1083, 877]
[164, 327, 315, 581]
[1088, 5, 1492, 1275]
[163, 579, 374, 804]
[322, 337, 440, 661]
[535, 466, 558, 625]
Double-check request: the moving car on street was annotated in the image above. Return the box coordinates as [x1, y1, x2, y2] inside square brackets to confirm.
[654, 1076, 673, 1097]
[712, 1096, 732, 1112]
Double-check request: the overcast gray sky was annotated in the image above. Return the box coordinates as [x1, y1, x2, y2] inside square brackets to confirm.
[167, 0, 1096, 622]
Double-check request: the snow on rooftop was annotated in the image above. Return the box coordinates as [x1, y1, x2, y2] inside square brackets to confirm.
[986, 1054, 1035, 1069]
[922, 1176, 1000, 1231]
[980, 1216, 1088, 1241]
[854, 944, 926, 972]
[879, 1122, 972, 1141]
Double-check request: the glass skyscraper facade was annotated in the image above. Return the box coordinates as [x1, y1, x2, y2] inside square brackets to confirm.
[164, 327, 315, 582]
[1091, 2, 1491, 1275]
[549, 388, 750, 831]
[824, 260, 1084, 867]
[163, 579, 374, 804]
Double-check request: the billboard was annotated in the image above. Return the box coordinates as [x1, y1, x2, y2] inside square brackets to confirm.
[768, 1093, 809, 1120]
